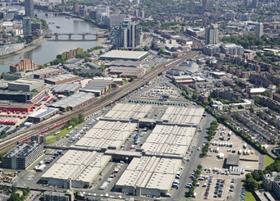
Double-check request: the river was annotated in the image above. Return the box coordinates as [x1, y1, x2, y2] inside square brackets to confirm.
[0, 12, 100, 73]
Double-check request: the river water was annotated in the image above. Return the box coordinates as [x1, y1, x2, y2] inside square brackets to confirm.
[0, 12, 99, 72]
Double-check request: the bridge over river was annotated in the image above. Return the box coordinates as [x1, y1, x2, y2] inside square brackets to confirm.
[46, 32, 108, 41]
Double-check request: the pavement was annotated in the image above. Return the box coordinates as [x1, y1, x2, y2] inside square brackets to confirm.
[172, 112, 214, 201]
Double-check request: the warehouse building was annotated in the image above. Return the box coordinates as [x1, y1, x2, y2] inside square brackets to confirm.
[50, 92, 95, 112]
[161, 106, 205, 126]
[75, 121, 137, 150]
[52, 83, 80, 95]
[115, 156, 182, 197]
[41, 150, 111, 188]
[32, 67, 62, 79]
[1, 142, 43, 170]
[0, 101, 33, 113]
[80, 79, 113, 96]
[104, 60, 141, 68]
[104, 103, 153, 121]
[45, 74, 80, 85]
[27, 107, 59, 123]
[141, 125, 196, 158]
[100, 50, 149, 61]
[107, 66, 146, 79]
[8, 78, 44, 92]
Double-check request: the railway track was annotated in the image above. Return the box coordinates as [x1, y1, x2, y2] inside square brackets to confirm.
[0, 52, 197, 153]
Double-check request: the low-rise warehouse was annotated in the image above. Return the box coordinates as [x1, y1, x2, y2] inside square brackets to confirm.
[50, 92, 95, 111]
[75, 121, 137, 150]
[161, 106, 205, 126]
[52, 83, 80, 95]
[32, 67, 62, 79]
[27, 107, 59, 123]
[104, 103, 153, 121]
[41, 150, 111, 188]
[141, 125, 196, 158]
[8, 78, 44, 92]
[100, 50, 149, 61]
[107, 66, 146, 79]
[45, 74, 80, 85]
[80, 79, 113, 96]
[116, 156, 182, 197]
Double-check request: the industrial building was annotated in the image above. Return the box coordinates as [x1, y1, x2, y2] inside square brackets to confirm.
[75, 121, 137, 150]
[0, 88, 47, 104]
[27, 107, 59, 123]
[224, 154, 240, 168]
[52, 83, 80, 95]
[32, 67, 62, 79]
[41, 150, 111, 188]
[115, 156, 182, 197]
[141, 125, 196, 158]
[107, 66, 146, 79]
[50, 92, 95, 112]
[0, 101, 33, 113]
[45, 74, 80, 85]
[100, 50, 148, 61]
[80, 79, 113, 96]
[104, 60, 141, 68]
[1, 142, 43, 170]
[104, 103, 153, 121]
[161, 106, 205, 126]
[8, 78, 44, 92]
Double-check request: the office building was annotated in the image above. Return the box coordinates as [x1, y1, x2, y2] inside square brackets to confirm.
[263, 172, 280, 200]
[206, 24, 219, 44]
[202, 0, 211, 12]
[43, 191, 74, 201]
[251, 0, 258, 8]
[22, 17, 32, 38]
[1, 142, 43, 170]
[24, 0, 34, 18]
[255, 22, 264, 39]
[221, 43, 244, 55]
[113, 19, 142, 49]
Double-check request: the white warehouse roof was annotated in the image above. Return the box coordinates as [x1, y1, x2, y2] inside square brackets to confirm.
[116, 156, 182, 191]
[100, 50, 149, 61]
[74, 121, 137, 150]
[42, 150, 111, 186]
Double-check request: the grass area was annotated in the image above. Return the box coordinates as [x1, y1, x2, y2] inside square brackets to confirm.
[245, 191, 256, 201]
[264, 155, 275, 168]
[45, 127, 71, 144]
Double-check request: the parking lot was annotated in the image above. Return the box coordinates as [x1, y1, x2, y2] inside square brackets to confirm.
[195, 124, 260, 201]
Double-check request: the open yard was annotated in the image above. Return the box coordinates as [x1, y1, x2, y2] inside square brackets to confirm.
[245, 191, 256, 201]
[264, 155, 275, 168]
[45, 127, 71, 144]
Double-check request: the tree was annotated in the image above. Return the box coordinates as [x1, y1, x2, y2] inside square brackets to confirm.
[245, 174, 259, 191]
[251, 170, 264, 181]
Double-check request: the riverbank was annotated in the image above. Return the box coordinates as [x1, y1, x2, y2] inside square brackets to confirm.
[0, 36, 46, 61]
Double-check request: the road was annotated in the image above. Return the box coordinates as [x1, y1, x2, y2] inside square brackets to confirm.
[172, 112, 214, 201]
[0, 51, 198, 154]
